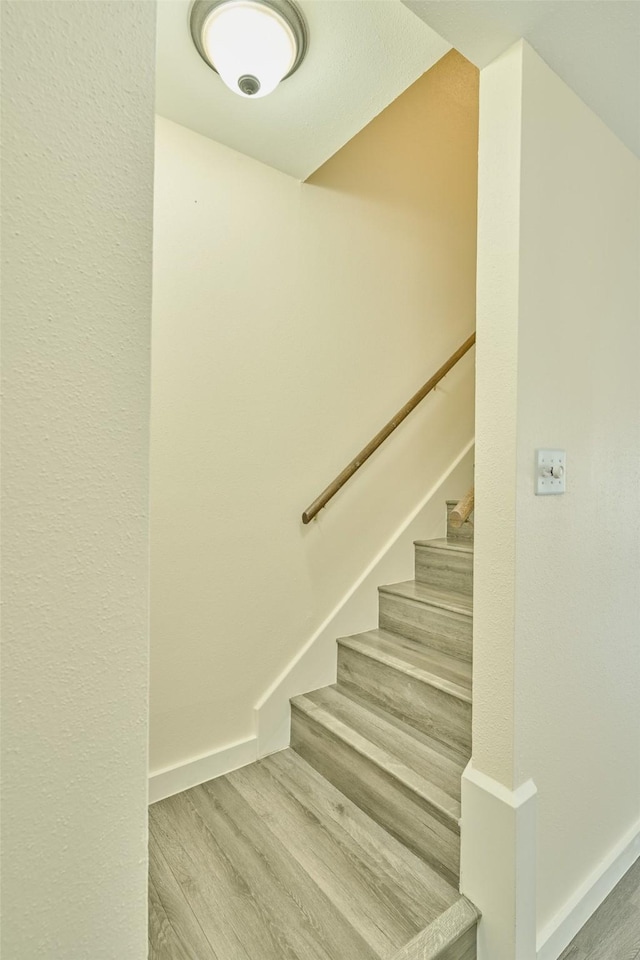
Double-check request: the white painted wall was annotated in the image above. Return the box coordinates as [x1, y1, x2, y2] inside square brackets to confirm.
[469, 39, 640, 960]
[516, 41, 640, 943]
[1, 3, 156, 958]
[150, 51, 478, 774]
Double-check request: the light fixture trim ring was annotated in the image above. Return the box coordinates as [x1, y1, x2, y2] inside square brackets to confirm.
[189, 0, 309, 85]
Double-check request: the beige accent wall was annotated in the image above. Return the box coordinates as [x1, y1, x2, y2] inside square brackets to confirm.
[150, 51, 479, 774]
[1, 2, 155, 957]
[473, 38, 640, 945]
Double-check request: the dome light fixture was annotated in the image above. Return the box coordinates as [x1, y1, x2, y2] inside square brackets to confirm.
[189, 0, 308, 99]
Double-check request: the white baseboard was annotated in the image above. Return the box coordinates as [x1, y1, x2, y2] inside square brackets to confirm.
[537, 818, 640, 960]
[460, 762, 538, 960]
[148, 737, 258, 804]
[254, 440, 475, 758]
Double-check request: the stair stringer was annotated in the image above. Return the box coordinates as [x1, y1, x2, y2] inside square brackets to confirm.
[255, 441, 474, 758]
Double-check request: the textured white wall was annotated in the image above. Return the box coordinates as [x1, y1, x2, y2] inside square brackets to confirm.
[1, 3, 155, 958]
[150, 52, 479, 774]
[515, 42, 640, 935]
[472, 39, 640, 951]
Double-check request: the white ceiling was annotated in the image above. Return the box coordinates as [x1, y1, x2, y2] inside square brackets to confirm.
[155, 0, 450, 180]
[403, 0, 640, 158]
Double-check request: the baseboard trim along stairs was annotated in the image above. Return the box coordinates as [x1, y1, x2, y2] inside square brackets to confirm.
[149, 499, 479, 960]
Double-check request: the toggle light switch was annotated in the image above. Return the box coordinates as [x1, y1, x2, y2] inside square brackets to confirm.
[536, 449, 566, 495]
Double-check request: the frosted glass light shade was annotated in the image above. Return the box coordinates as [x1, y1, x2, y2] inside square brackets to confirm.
[191, 0, 308, 99]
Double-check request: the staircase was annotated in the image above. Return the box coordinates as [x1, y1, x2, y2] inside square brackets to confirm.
[149, 501, 478, 960]
[290, 500, 477, 956]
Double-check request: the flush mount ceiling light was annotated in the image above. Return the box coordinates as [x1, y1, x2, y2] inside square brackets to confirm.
[189, 0, 308, 99]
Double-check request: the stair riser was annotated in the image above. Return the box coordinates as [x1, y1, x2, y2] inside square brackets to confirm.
[446, 502, 474, 543]
[414, 545, 473, 597]
[337, 648, 471, 759]
[396, 925, 477, 960]
[378, 593, 472, 663]
[447, 928, 476, 960]
[291, 706, 460, 885]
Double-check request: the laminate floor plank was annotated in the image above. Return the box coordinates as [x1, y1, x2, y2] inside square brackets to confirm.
[579, 903, 640, 960]
[150, 797, 255, 960]
[228, 759, 425, 950]
[559, 858, 640, 960]
[148, 834, 219, 960]
[558, 948, 588, 960]
[617, 860, 640, 904]
[189, 776, 381, 960]
[156, 788, 330, 960]
[149, 878, 185, 960]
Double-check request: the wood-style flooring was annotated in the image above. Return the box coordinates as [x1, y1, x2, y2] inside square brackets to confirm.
[559, 858, 640, 960]
[149, 749, 462, 960]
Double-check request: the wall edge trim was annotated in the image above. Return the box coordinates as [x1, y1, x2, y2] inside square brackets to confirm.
[463, 761, 537, 809]
[460, 759, 538, 959]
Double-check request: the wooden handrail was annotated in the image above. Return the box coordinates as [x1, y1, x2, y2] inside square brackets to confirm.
[450, 486, 474, 528]
[301, 332, 476, 524]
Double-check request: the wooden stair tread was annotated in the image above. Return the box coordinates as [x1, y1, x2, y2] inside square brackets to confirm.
[291, 686, 462, 823]
[338, 629, 472, 702]
[248, 749, 459, 924]
[379, 580, 472, 617]
[334, 685, 471, 772]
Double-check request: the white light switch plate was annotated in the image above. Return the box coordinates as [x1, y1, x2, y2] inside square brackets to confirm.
[536, 449, 566, 495]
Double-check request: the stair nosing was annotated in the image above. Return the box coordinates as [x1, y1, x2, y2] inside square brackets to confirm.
[392, 896, 480, 960]
[291, 690, 461, 825]
[337, 632, 472, 704]
[378, 581, 472, 618]
[413, 539, 473, 555]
